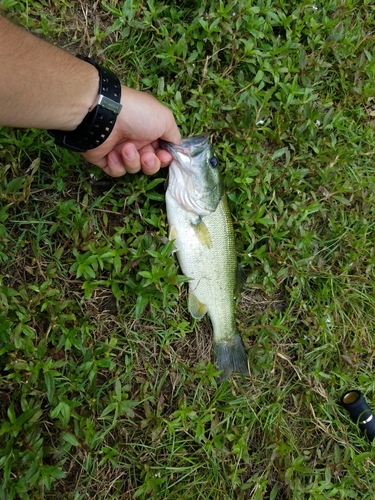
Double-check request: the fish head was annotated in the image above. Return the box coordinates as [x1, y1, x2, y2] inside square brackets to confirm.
[161, 133, 223, 216]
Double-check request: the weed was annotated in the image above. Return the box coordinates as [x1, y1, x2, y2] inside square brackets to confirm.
[1, 0, 375, 498]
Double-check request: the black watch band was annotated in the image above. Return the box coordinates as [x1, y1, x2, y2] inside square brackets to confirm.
[48, 55, 122, 153]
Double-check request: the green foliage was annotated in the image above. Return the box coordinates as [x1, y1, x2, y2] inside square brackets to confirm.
[1, 0, 375, 498]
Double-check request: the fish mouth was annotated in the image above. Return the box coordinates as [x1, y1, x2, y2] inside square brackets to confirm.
[180, 133, 210, 149]
[160, 133, 210, 157]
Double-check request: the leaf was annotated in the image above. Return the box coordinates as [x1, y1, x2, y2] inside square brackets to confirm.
[135, 294, 148, 318]
[198, 18, 208, 31]
[12, 409, 39, 435]
[145, 192, 165, 201]
[195, 422, 205, 442]
[6, 177, 25, 193]
[50, 402, 63, 419]
[254, 69, 264, 84]
[22, 324, 36, 338]
[50, 401, 70, 424]
[0, 203, 11, 223]
[61, 432, 79, 447]
[84, 266, 96, 279]
[76, 264, 85, 278]
[272, 147, 288, 160]
[145, 177, 165, 190]
[100, 402, 117, 418]
[113, 254, 122, 274]
[60, 402, 71, 425]
[44, 371, 55, 403]
[111, 282, 122, 300]
[7, 403, 16, 424]
[138, 271, 153, 279]
[115, 379, 122, 398]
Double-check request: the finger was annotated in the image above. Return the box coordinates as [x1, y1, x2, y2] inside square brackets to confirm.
[161, 109, 182, 145]
[150, 140, 173, 167]
[81, 150, 107, 170]
[167, 128, 181, 145]
[120, 142, 142, 174]
[137, 143, 162, 175]
[156, 148, 173, 168]
[105, 150, 128, 177]
[140, 151, 161, 175]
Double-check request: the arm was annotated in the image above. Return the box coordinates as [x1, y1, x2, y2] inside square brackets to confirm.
[0, 15, 181, 176]
[0, 15, 98, 130]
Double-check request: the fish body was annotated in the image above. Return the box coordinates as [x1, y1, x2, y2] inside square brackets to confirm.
[161, 133, 248, 381]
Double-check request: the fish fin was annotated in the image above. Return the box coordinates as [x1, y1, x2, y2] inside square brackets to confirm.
[188, 292, 207, 319]
[234, 262, 246, 297]
[213, 335, 249, 382]
[169, 226, 178, 241]
[168, 226, 178, 253]
[191, 219, 212, 249]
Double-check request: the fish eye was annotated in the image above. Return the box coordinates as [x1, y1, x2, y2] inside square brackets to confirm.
[209, 156, 218, 168]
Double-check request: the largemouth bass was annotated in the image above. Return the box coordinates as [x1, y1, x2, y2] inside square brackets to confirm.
[160, 133, 249, 381]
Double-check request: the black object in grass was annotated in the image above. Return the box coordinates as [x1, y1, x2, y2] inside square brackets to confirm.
[340, 390, 375, 442]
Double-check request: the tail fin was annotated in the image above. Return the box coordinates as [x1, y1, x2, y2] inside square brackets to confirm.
[213, 335, 249, 382]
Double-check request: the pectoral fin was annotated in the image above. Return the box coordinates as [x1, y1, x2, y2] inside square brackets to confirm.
[191, 219, 212, 249]
[169, 226, 178, 253]
[188, 292, 207, 319]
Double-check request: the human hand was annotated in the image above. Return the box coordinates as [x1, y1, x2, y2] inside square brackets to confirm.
[82, 86, 181, 177]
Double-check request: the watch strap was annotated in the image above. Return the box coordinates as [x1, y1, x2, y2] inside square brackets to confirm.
[48, 55, 122, 153]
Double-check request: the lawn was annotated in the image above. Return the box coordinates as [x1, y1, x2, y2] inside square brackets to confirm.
[1, 0, 375, 498]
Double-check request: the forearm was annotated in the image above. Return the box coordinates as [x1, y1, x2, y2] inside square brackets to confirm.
[0, 15, 98, 130]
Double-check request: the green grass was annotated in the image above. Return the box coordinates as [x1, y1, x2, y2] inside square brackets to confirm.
[1, 0, 375, 498]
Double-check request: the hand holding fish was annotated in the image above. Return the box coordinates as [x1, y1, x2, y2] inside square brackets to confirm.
[83, 87, 181, 177]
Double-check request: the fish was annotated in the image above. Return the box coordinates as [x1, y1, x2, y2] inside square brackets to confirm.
[160, 133, 249, 381]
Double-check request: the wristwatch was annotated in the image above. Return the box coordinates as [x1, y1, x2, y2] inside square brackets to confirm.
[48, 55, 122, 152]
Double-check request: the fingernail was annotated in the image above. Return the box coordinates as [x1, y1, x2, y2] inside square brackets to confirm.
[111, 153, 120, 164]
[144, 157, 156, 169]
[125, 147, 137, 160]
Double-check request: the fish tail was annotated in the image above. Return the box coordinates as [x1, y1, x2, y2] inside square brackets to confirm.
[213, 335, 249, 382]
